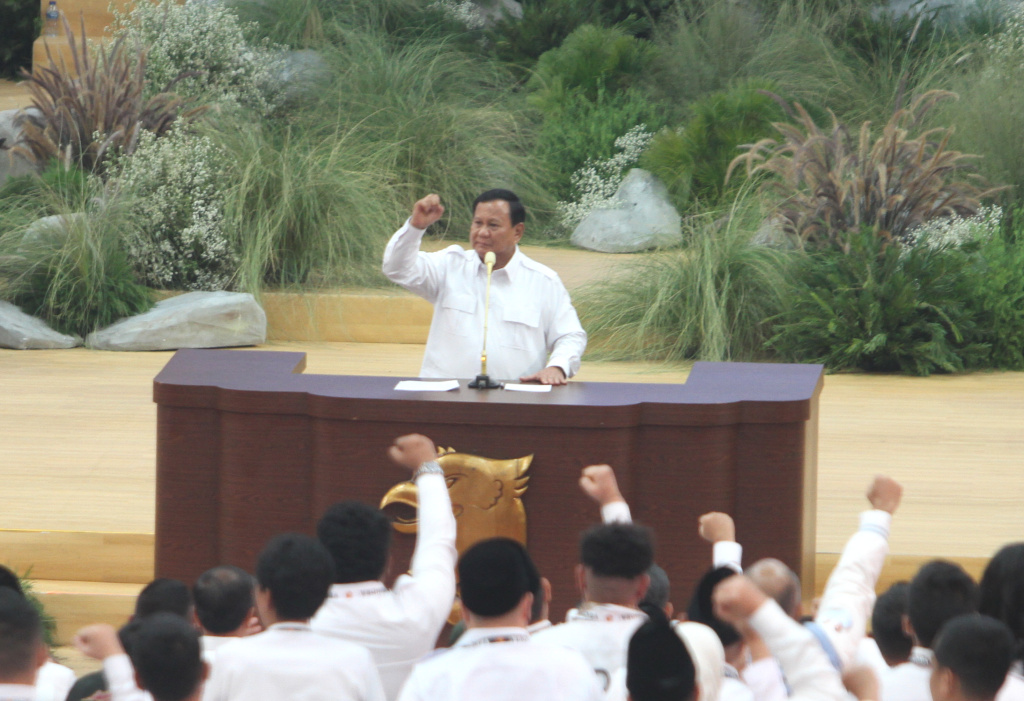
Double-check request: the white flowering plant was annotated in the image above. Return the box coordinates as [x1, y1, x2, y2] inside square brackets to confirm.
[110, 0, 284, 115]
[908, 205, 1002, 249]
[557, 124, 653, 230]
[428, 0, 486, 29]
[114, 127, 238, 291]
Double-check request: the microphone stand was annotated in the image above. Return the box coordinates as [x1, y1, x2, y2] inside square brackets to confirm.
[469, 252, 502, 390]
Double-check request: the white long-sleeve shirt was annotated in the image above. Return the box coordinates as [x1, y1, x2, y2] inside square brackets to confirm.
[34, 661, 75, 701]
[382, 221, 586, 380]
[310, 471, 457, 700]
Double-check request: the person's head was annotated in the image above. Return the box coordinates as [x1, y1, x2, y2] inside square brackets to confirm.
[317, 501, 392, 584]
[627, 605, 697, 701]
[192, 566, 255, 636]
[687, 567, 742, 655]
[458, 538, 539, 626]
[641, 565, 674, 619]
[746, 558, 801, 618]
[873, 581, 913, 667]
[676, 621, 724, 701]
[577, 523, 655, 607]
[255, 534, 335, 624]
[930, 614, 1015, 701]
[129, 613, 206, 701]
[908, 560, 979, 649]
[0, 566, 23, 595]
[0, 588, 46, 685]
[979, 543, 1024, 657]
[134, 578, 193, 621]
[469, 189, 525, 269]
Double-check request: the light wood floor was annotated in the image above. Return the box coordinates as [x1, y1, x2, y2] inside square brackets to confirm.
[2, 343, 1023, 562]
[0, 79, 30, 112]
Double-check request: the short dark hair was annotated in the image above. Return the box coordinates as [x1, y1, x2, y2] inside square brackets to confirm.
[980, 543, 1024, 657]
[872, 581, 913, 665]
[934, 614, 1015, 700]
[458, 538, 539, 618]
[473, 189, 526, 226]
[256, 534, 335, 620]
[317, 502, 392, 584]
[0, 587, 41, 680]
[687, 567, 741, 648]
[641, 565, 671, 610]
[192, 566, 254, 635]
[0, 566, 23, 595]
[908, 560, 979, 648]
[627, 604, 696, 701]
[129, 613, 204, 701]
[580, 523, 655, 579]
[135, 579, 193, 620]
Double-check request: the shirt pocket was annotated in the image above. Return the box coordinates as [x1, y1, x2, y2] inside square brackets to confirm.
[503, 303, 541, 350]
[440, 291, 477, 337]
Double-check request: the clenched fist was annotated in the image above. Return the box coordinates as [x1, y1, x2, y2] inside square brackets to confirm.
[410, 194, 445, 230]
[579, 465, 624, 506]
[388, 434, 438, 471]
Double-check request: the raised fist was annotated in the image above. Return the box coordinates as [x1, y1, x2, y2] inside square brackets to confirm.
[867, 475, 902, 514]
[713, 575, 768, 625]
[388, 434, 438, 472]
[410, 194, 445, 230]
[699, 512, 736, 544]
[579, 465, 624, 506]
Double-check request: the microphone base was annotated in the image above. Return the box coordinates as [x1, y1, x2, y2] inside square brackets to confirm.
[468, 373, 503, 390]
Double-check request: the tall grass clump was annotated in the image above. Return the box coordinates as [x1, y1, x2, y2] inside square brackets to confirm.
[577, 191, 797, 361]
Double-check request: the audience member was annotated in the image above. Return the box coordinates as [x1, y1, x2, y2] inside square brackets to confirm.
[191, 566, 259, 664]
[978, 543, 1024, 701]
[880, 560, 979, 701]
[931, 615, 1015, 701]
[625, 605, 697, 701]
[872, 582, 913, 667]
[203, 534, 384, 701]
[127, 614, 206, 701]
[0, 588, 47, 701]
[311, 433, 456, 700]
[397, 538, 601, 701]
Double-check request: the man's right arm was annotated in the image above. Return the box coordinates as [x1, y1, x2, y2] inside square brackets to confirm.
[382, 195, 447, 302]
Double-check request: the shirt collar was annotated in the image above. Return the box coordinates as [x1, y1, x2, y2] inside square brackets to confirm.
[329, 581, 388, 599]
[456, 626, 531, 647]
[473, 246, 522, 282]
[909, 646, 934, 667]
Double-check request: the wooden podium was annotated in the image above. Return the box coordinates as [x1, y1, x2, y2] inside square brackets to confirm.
[153, 350, 823, 620]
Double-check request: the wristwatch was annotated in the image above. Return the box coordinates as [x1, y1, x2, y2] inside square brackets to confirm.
[412, 460, 444, 480]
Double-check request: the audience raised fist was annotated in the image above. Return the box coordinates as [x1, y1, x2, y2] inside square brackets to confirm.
[578, 465, 624, 506]
[409, 194, 445, 230]
[712, 574, 769, 625]
[73, 623, 124, 661]
[698, 512, 736, 544]
[867, 475, 902, 514]
[387, 434, 438, 471]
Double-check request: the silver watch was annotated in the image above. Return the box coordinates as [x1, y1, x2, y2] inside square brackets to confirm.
[412, 460, 444, 480]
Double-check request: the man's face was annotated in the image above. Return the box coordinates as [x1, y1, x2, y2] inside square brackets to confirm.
[470, 200, 524, 269]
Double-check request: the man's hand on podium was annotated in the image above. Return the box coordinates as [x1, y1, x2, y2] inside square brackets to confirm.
[519, 366, 567, 386]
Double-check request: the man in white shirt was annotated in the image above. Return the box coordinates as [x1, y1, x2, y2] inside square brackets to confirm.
[931, 615, 1016, 701]
[203, 533, 385, 701]
[382, 190, 587, 384]
[625, 606, 699, 701]
[979, 543, 1024, 701]
[191, 566, 260, 664]
[880, 560, 979, 701]
[311, 433, 457, 700]
[531, 521, 654, 693]
[0, 588, 47, 701]
[129, 614, 207, 701]
[397, 538, 602, 701]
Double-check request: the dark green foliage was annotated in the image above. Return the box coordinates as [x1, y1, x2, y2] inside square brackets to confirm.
[486, 0, 597, 72]
[0, 160, 89, 213]
[16, 572, 57, 649]
[962, 231, 1024, 369]
[641, 79, 786, 208]
[768, 231, 988, 375]
[0, 0, 38, 77]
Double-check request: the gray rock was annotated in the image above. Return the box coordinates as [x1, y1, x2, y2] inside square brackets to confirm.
[19, 213, 86, 252]
[0, 300, 81, 349]
[0, 109, 44, 190]
[751, 215, 794, 249]
[571, 169, 683, 253]
[276, 50, 331, 105]
[476, 0, 523, 24]
[86, 291, 266, 351]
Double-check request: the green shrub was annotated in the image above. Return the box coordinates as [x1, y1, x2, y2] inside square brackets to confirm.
[485, 0, 597, 74]
[641, 79, 787, 209]
[16, 573, 57, 649]
[767, 230, 988, 375]
[578, 192, 795, 361]
[0, 0, 38, 78]
[0, 160, 90, 214]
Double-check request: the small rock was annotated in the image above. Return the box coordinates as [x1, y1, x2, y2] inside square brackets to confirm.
[571, 169, 683, 253]
[0, 108, 44, 190]
[476, 0, 523, 24]
[19, 213, 86, 252]
[86, 291, 267, 351]
[0, 300, 81, 349]
[276, 50, 331, 105]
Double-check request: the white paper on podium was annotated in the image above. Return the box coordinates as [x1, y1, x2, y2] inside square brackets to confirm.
[394, 380, 460, 392]
[503, 383, 552, 393]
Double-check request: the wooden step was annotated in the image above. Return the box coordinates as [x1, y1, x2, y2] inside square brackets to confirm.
[30, 580, 143, 645]
[0, 530, 153, 584]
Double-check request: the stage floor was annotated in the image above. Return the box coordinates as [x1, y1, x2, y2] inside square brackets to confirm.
[2, 342, 1023, 561]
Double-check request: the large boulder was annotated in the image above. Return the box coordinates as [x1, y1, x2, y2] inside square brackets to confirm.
[86, 291, 267, 351]
[476, 0, 523, 24]
[571, 169, 683, 253]
[0, 301, 81, 349]
[0, 109, 43, 190]
[275, 50, 331, 106]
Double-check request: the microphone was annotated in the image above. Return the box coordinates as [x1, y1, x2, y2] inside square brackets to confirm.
[468, 251, 502, 389]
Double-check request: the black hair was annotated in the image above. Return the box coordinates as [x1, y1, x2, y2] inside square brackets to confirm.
[580, 523, 655, 579]
[0, 566, 23, 595]
[979, 543, 1024, 660]
[192, 565, 255, 635]
[255, 533, 335, 621]
[641, 565, 671, 611]
[135, 578, 193, 620]
[0, 587, 41, 680]
[458, 538, 540, 618]
[687, 567, 741, 648]
[473, 189, 526, 226]
[129, 613, 204, 701]
[627, 603, 696, 701]
[934, 614, 1015, 700]
[872, 581, 913, 665]
[908, 560, 979, 648]
[317, 501, 392, 584]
